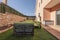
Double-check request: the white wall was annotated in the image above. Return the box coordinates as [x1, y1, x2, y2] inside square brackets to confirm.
[35, 0, 51, 24]
[50, 11, 56, 25]
[40, 0, 51, 24]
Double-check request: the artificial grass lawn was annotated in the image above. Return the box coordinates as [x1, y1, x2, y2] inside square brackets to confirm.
[14, 20, 34, 25]
[23, 20, 34, 23]
[0, 28, 57, 40]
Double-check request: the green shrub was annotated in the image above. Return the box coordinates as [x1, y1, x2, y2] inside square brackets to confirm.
[34, 21, 41, 28]
[0, 3, 5, 13]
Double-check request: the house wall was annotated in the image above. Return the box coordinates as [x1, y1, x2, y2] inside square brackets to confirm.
[36, 0, 60, 25]
[51, 3, 60, 11]
[35, 0, 40, 21]
[50, 3, 60, 25]
[35, 0, 60, 31]
[43, 8, 51, 20]
[50, 11, 56, 25]
[35, 0, 51, 24]
[44, 3, 60, 25]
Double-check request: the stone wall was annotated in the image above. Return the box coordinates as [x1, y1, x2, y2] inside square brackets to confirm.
[0, 13, 26, 26]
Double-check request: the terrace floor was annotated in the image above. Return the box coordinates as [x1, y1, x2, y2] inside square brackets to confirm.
[42, 24, 60, 40]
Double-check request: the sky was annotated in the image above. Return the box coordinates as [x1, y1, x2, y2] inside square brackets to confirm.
[0, 0, 36, 16]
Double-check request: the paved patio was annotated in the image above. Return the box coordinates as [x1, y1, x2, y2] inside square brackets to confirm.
[49, 25, 60, 32]
[41, 24, 60, 40]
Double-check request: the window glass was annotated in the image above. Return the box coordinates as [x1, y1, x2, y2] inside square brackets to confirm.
[41, 0, 42, 3]
[39, 3, 40, 7]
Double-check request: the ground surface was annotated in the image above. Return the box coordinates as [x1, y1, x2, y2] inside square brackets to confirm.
[0, 28, 57, 40]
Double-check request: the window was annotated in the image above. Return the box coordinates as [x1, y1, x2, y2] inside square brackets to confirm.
[38, 13, 40, 18]
[38, 13, 41, 21]
[41, 0, 42, 3]
[39, 3, 40, 7]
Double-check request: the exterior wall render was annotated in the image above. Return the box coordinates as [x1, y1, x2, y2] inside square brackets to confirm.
[36, 0, 60, 25]
[50, 11, 56, 25]
[41, 0, 51, 8]
[35, 0, 40, 21]
[36, 0, 60, 31]
[35, 0, 51, 24]
[51, 3, 60, 11]
[50, 3, 60, 25]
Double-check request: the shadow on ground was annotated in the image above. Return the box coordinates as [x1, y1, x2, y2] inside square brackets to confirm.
[5, 34, 33, 40]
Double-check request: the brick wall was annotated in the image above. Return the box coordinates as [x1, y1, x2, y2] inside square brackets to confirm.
[43, 8, 51, 20]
